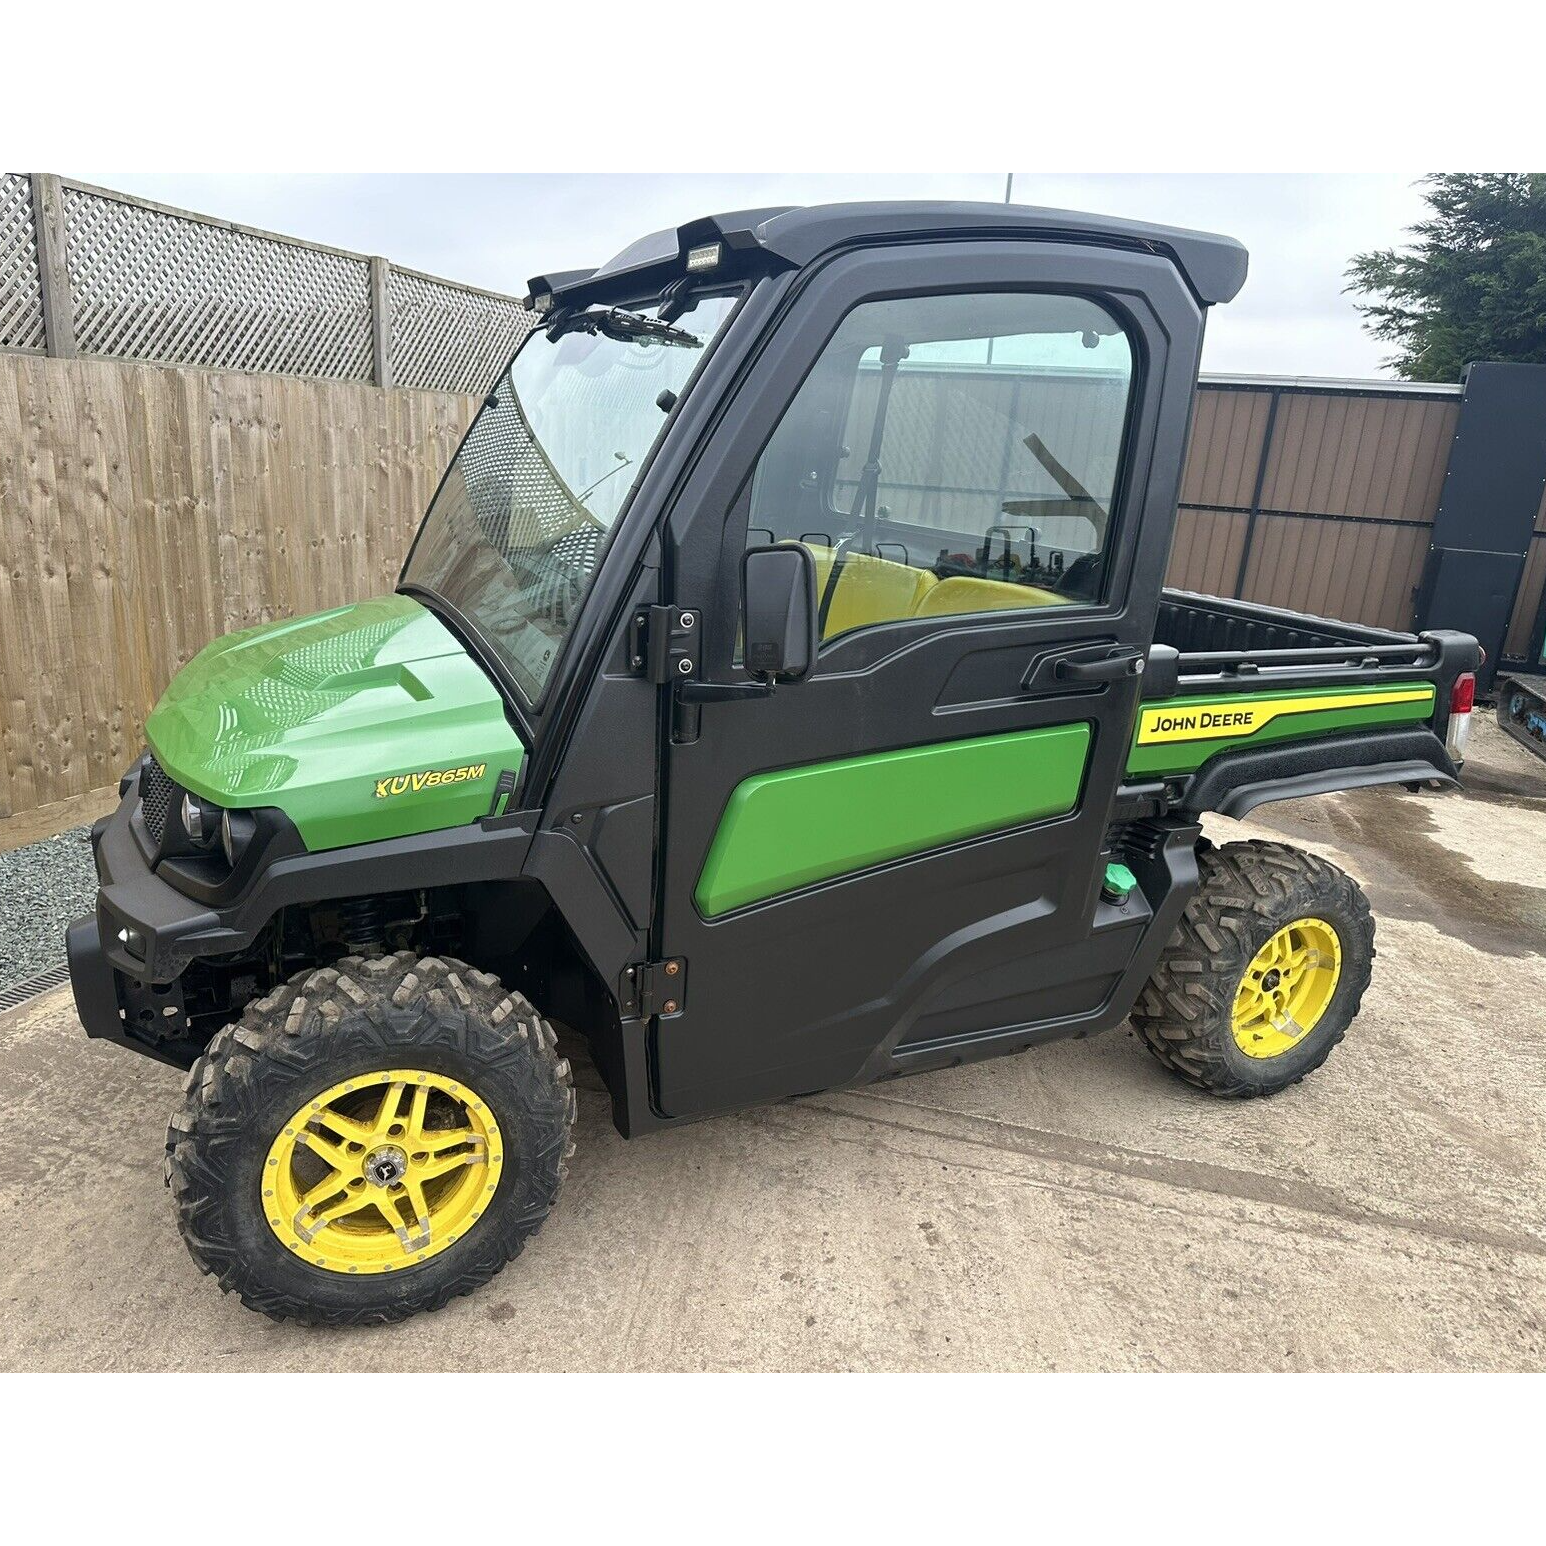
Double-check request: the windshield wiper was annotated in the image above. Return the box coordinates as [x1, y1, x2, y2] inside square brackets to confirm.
[552, 307, 703, 349]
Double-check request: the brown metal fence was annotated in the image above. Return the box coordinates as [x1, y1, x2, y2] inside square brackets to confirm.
[1170, 375, 1462, 633]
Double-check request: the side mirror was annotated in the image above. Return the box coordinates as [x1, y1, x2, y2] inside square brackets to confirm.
[742, 543, 818, 683]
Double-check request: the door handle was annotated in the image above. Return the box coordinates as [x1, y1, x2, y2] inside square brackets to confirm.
[1055, 650, 1145, 683]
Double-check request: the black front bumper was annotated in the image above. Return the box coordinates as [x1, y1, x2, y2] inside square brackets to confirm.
[66, 912, 126, 1050]
[67, 791, 227, 1061]
[66, 779, 541, 1064]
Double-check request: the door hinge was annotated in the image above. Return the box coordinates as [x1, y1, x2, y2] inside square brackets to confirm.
[619, 958, 687, 1018]
[629, 605, 698, 685]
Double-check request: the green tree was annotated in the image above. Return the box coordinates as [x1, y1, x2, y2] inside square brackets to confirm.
[1347, 174, 1546, 381]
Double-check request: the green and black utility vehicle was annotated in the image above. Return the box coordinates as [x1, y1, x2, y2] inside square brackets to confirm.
[68, 203, 1481, 1324]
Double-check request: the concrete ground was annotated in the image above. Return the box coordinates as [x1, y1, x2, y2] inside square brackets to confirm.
[2, 716, 1543, 1372]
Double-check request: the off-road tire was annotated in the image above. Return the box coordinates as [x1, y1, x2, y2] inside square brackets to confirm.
[165, 951, 575, 1326]
[1130, 840, 1374, 1098]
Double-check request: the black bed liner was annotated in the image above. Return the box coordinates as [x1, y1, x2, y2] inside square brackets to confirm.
[1153, 588, 1464, 688]
[1157, 588, 1412, 657]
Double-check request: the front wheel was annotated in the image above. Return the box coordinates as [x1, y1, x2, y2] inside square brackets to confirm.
[1131, 840, 1374, 1098]
[165, 951, 575, 1325]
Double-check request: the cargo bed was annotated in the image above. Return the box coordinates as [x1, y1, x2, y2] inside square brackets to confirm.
[1156, 587, 1440, 686]
[1126, 589, 1479, 819]
[1157, 588, 1430, 668]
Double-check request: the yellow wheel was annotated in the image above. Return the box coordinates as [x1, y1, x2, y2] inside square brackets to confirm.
[1132, 841, 1373, 1098]
[264, 1069, 504, 1275]
[166, 952, 575, 1325]
[1230, 918, 1342, 1060]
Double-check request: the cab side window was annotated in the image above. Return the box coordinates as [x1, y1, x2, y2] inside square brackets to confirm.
[747, 290, 1134, 643]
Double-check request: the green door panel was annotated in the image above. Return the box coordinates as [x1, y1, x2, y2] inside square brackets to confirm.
[1125, 681, 1436, 778]
[694, 723, 1092, 918]
[145, 594, 524, 851]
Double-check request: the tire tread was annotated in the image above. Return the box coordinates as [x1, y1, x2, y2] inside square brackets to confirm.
[1130, 841, 1374, 1099]
[164, 949, 574, 1326]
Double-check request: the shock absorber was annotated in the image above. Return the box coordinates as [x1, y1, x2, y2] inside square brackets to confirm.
[339, 896, 386, 954]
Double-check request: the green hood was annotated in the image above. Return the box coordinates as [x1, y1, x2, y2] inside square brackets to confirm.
[145, 594, 524, 852]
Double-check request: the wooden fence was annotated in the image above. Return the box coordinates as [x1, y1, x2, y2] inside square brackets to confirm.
[0, 352, 476, 820]
[0, 171, 550, 828]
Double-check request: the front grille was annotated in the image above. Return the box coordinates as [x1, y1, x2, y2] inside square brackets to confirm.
[140, 756, 175, 844]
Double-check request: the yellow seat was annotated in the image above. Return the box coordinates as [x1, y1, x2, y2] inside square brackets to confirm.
[805, 543, 839, 601]
[913, 574, 1069, 617]
[826, 552, 938, 637]
[798, 544, 1068, 642]
[804, 544, 938, 639]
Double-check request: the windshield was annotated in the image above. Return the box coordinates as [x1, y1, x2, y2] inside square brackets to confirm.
[403, 290, 738, 702]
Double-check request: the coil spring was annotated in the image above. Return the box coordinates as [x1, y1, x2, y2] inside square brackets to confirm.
[339, 896, 386, 952]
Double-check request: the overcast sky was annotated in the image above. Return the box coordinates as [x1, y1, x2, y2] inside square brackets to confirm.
[84, 172, 1431, 379]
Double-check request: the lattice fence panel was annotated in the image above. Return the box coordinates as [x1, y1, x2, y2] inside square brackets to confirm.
[63, 184, 373, 378]
[0, 173, 46, 352]
[389, 265, 534, 395]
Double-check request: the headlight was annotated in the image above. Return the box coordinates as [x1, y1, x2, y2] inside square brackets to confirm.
[181, 791, 219, 845]
[220, 809, 258, 868]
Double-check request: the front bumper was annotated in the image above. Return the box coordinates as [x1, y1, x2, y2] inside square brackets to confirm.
[66, 789, 228, 1062]
[66, 912, 126, 1050]
[81, 792, 227, 983]
[66, 771, 541, 1064]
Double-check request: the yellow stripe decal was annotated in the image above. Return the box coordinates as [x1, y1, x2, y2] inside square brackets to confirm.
[1136, 688, 1434, 747]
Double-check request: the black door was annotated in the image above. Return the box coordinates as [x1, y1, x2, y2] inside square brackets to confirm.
[650, 240, 1204, 1119]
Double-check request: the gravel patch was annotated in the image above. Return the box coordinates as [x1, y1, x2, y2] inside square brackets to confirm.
[0, 825, 97, 992]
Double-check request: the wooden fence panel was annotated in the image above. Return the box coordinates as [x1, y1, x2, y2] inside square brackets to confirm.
[0, 352, 473, 819]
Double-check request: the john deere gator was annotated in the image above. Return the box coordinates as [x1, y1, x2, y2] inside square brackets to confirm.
[68, 202, 1480, 1323]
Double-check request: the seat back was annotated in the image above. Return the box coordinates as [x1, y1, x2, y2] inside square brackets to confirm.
[912, 575, 1069, 618]
[800, 543, 1069, 640]
[803, 544, 937, 639]
[825, 552, 938, 637]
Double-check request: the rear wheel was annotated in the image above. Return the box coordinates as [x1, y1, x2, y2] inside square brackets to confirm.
[1131, 840, 1374, 1098]
[166, 951, 575, 1325]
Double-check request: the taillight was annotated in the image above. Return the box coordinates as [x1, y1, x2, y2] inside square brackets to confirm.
[1446, 672, 1475, 761]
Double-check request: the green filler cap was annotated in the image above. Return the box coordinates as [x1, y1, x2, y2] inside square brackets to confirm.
[1102, 861, 1138, 902]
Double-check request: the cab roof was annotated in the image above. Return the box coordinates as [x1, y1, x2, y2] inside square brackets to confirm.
[525, 200, 1249, 313]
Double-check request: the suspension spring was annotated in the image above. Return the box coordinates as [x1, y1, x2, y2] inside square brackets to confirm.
[339, 896, 386, 953]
